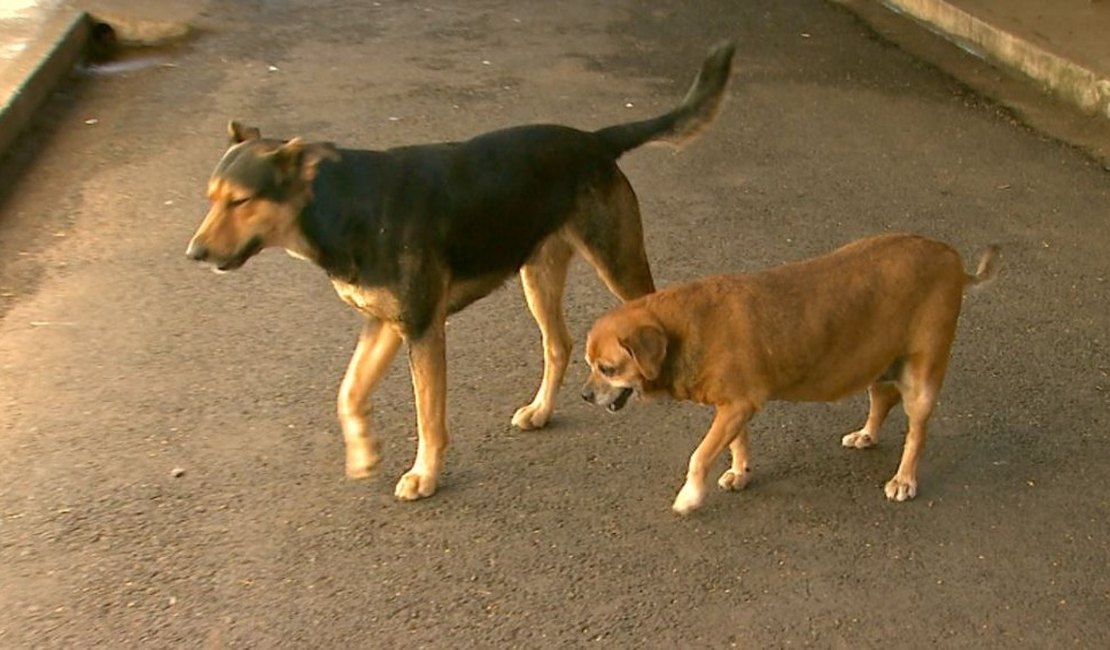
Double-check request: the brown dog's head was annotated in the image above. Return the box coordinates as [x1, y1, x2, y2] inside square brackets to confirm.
[581, 309, 668, 412]
[185, 121, 338, 272]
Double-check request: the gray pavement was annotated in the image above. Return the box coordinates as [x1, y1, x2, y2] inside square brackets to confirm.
[887, 0, 1110, 119]
[0, 0, 86, 156]
[4, 1, 1110, 163]
[0, 1, 1107, 648]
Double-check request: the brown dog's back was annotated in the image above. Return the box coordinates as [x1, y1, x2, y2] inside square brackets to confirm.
[631, 234, 987, 405]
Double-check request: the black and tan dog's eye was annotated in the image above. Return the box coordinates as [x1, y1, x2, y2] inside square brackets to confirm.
[599, 365, 616, 377]
[227, 197, 251, 208]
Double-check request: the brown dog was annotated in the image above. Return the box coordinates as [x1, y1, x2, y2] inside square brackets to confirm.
[581, 233, 999, 514]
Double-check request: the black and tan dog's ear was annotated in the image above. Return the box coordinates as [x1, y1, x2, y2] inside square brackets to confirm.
[620, 325, 667, 381]
[301, 142, 340, 181]
[227, 120, 262, 144]
[270, 138, 340, 183]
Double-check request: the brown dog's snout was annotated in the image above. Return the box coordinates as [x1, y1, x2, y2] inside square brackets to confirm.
[186, 241, 209, 262]
[580, 385, 596, 403]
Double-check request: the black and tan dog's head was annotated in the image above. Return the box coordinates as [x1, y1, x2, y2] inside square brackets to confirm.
[581, 308, 668, 412]
[186, 121, 339, 272]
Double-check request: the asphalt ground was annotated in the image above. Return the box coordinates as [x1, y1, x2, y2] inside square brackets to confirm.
[1, 1, 1107, 647]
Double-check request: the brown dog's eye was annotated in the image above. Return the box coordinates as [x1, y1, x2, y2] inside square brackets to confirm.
[599, 365, 616, 377]
[227, 197, 251, 208]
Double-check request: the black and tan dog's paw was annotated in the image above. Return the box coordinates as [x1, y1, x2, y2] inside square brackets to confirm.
[394, 471, 438, 501]
[511, 402, 552, 430]
[884, 476, 917, 502]
[345, 445, 381, 480]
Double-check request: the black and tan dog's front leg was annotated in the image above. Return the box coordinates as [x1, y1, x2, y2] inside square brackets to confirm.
[395, 318, 449, 501]
[338, 318, 403, 478]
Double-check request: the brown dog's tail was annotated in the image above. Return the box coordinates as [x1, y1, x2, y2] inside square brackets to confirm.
[966, 244, 1001, 290]
[593, 40, 735, 156]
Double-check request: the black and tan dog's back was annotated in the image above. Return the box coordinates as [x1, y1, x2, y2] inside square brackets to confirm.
[186, 42, 735, 501]
[581, 234, 999, 514]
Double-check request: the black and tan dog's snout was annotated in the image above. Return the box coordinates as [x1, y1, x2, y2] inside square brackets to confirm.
[185, 240, 209, 262]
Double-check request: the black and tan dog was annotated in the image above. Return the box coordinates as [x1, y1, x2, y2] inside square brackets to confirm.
[581, 234, 999, 514]
[186, 42, 735, 501]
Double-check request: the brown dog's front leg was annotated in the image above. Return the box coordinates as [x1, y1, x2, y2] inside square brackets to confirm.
[717, 428, 752, 492]
[337, 318, 403, 478]
[395, 321, 449, 501]
[673, 403, 753, 515]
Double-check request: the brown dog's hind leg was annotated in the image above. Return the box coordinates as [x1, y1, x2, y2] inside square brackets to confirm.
[884, 308, 959, 502]
[885, 352, 952, 502]
[673, 403, 754, 515]
[395, 320, 449, 501]
[717, 427, 752, 491]
[842, 381, 902, 449]
[512, 237, 574, 430]
[338, 318, 403, 478]
[568, 173, 655, 301]
[885, 386, 933, 502]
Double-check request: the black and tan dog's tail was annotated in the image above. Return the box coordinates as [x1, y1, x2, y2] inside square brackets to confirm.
[594, 40, 736, 156]
[966, 244, 1001, 290]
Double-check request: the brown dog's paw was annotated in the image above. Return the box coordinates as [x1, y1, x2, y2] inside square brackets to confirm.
[841, 430, 876, 449]
[884, 476, 917, 502]
[672, 481, 705, 515]
[717, 468, 751, 491]
[394, 471, 438, 501]
[511, 402, 551, 430]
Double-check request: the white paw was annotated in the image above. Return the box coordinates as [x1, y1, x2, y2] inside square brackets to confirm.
[884, 476, 917, 502]
[672, 481, 705, 515]
[841, 429, 876, 449]
[394, 470, 438, 501]
[717, 468, 751, 491]
[511, 402, 551, 430]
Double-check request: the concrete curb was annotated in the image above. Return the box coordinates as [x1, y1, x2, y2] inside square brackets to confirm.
[883, 0, 1110, 120]
[0, 5, 89, 158]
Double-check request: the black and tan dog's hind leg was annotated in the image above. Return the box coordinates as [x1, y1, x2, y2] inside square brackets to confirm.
[512, 175, 656, 430]
[512, 238, 575, 430]
[337, 318, 404, 478]
[568, 175, 657, 303]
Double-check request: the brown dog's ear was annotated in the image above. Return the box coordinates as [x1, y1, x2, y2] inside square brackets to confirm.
[269, 138, 340, 184]
[620, 325, 667, 382]
[228, 120, 262, 144]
